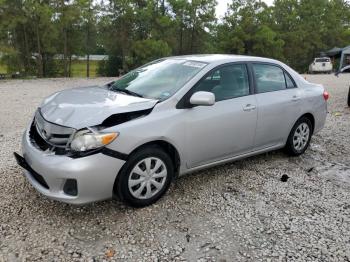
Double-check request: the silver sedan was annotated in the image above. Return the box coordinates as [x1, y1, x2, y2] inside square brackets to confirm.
[15, 55, 328, 207]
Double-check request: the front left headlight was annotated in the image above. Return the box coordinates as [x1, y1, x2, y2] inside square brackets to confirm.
[70, 130, 119, 152]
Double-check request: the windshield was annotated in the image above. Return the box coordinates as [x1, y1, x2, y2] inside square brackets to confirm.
[110, 59, 207, 100]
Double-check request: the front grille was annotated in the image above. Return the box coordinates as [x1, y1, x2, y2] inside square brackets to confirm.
[30, 123, 50, 151]
[29, 110, 75, 154]
[34, 110, 75, 148]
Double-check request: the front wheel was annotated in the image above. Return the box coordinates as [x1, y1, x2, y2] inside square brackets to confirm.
[115, 146, 174, 207]
[285, 117, 313, 156]
[347, 86, 350, 107]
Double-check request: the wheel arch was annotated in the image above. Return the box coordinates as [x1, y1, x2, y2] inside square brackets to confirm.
[299, 113, 315, 134]
[127, 140, 181, 174]
[284, 112, 315, 156]
[112, 139, 181, 198]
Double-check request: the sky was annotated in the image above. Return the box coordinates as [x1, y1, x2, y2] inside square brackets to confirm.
[216, 0, 274, 18]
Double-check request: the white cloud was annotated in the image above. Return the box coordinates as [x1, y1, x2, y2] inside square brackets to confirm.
[216, 0, 274, 18]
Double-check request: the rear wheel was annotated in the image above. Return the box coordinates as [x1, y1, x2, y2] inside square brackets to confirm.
[115, 147, 174, 207]
[347, 86, 350, 107]
[285, 117, 313, 156]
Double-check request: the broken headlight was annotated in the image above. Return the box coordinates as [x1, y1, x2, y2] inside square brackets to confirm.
[70, 130, 119, 152]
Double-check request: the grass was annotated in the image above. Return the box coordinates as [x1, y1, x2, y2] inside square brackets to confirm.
[70, 60, 98, 78]
[0, 63, 7, 74]
[0, 60, 98, 77]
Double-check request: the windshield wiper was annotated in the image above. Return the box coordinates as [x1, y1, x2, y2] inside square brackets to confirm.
[111, 87, 144, 98]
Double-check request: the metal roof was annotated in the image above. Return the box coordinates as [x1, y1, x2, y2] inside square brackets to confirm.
[324, 46, 350, 57]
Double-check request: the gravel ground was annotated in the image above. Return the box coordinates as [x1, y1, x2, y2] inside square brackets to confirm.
[0, 75, 350, 262]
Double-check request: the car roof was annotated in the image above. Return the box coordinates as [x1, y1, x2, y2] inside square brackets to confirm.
[168, 54, 280, 65]
[167, 54, 307, 86]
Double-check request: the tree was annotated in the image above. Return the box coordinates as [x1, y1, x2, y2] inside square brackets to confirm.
[78, 0, 98, 77]
[252, 25, 284, 59]
[1, 0, 350, 77]
[217, 0, 284, 59]
[131, 39, 171, 67]
[54, 0, 84, 77]
[168, 0, 217, 55]
[24, 0, 59, 77]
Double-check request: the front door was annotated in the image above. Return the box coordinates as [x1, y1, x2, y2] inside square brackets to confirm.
[183, 63, 258, 168]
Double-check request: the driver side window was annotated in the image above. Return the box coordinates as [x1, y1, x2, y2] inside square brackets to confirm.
[194, 64, 250, 102]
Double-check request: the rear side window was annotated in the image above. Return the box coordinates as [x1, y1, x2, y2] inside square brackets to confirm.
[253, 64, 286, 93]
[253, 64, 296, 93]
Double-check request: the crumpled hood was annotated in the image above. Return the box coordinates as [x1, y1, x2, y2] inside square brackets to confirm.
[40, 86, 158, 129]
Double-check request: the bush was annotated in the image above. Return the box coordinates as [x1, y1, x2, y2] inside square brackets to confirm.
[97, 55, 123, 77]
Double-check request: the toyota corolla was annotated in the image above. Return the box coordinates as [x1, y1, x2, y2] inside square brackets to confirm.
[14, 55, 328, 207]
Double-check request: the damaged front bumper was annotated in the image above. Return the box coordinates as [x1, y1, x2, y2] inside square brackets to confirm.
[15, 130, 126, 204]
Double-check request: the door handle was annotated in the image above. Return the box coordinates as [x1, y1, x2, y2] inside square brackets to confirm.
[291, 95, 301, 102]
[243, 104, 256, 111]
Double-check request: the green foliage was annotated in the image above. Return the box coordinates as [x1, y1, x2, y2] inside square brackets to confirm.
[0, 0, 98, 77]
[97, 55, 123, 77]
[131, 39, 172, 67]
[167, 0, 217, 54]
[0, 63, 6, 73]
[0, 0, 349, 76]
[252, 25, 285, 60]
[217, 0, 283, 57]
[0, 48, 22, 74]
[272, 0, 350, 71]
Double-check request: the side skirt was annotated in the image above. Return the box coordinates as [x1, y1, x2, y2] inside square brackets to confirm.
[179, 144, 285, 176]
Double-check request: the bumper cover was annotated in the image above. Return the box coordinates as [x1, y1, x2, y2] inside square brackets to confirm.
[17, 130, 126, 204]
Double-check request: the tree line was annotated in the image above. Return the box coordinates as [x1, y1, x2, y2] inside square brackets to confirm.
[0, 0, 349, 77]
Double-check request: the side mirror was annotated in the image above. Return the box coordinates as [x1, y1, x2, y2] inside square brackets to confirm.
[190, 91, 215, 106]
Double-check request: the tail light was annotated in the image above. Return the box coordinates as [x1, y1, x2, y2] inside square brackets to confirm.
[323, 91, 329, 101]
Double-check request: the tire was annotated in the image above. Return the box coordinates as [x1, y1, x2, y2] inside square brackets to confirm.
[347, 86, 350, 107]
[284, 117, 313, 156]
[115, 146, 174, 207]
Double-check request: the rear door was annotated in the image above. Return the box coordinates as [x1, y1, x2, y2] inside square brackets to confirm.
[183, 63, 258, 168]
[252, 63, 302, 150]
